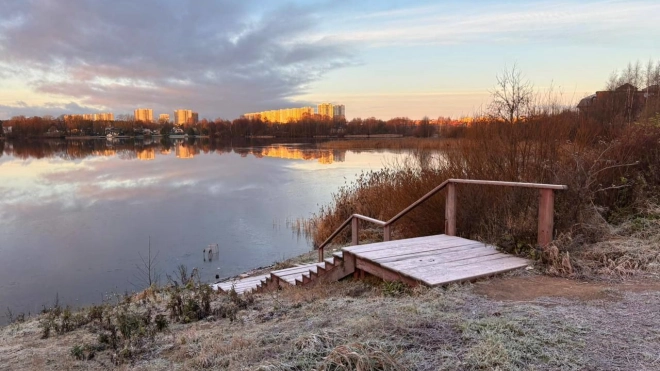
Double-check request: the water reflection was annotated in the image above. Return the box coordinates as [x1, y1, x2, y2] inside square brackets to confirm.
[1, 138, 347, 164]
[0, 139, 396, 324]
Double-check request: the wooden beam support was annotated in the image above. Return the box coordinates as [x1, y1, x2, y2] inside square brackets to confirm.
[351, 217, 360, 245]
[383, 225, 391, 242]
[355, 258, 420, 287]
[318, 246, 324, 263]
[445, 183, 457, 236]
[537, 189, 555, 247]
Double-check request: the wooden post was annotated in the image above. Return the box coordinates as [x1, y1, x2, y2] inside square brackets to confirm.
[383, 225, 391, 242]
[351, 217, 359, 245]
[538, 189, 554, 247]
[445, 183, 457, 236]
[318, 246, 324, 263]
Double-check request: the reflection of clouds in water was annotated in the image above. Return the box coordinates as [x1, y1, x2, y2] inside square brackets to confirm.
[0, 142, 405, 322]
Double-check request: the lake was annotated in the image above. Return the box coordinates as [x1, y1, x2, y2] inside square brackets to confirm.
[0, 138, 404, 321]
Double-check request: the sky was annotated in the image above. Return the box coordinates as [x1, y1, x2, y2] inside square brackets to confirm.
[0, 0, 658, 120]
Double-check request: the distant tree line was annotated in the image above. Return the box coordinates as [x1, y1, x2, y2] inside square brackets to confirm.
[0, 114, 466, 139]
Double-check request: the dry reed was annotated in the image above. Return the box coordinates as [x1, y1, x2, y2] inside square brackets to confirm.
[308, 108, 660, 275]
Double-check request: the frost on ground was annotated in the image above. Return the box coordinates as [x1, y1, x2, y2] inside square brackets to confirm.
[1, 274, 660, 371]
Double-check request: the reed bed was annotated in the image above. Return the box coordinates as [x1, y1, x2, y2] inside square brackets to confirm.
[308, 112, 660, 275]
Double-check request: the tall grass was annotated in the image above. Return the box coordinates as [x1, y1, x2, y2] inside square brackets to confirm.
[308, 110, 660, 266]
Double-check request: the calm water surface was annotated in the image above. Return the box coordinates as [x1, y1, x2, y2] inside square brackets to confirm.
[0, 139, 404, 319]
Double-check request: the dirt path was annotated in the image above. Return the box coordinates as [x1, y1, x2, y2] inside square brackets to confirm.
[473, 274, 660, 301]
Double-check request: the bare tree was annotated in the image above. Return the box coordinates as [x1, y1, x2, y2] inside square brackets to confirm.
[132, 236, 160, 288]
[489, 64, 534, 123]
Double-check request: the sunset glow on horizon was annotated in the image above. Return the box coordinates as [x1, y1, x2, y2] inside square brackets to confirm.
[0, 0, 659, 120]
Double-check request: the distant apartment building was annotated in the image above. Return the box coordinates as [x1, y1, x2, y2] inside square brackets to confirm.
[244, 106, 314, 123]
[95, 113, 114, 121]
[159, 114, 170, 123]
[317, 103, 334, 118]
[174, 109, 198, 125]
[63, 114, 83, 122]
[134, 108, 153, 123]
[315, 103, 345, 119]
[67, 113, 114, 121]
[333, 104, 345, 119]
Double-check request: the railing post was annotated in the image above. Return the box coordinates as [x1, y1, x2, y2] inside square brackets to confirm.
[383, 225, 391, 242]
[445, 182, 457, 236]
[351, 217, 359, 245]
[538, 189, 554, 247]
[318, 246, 324, 262]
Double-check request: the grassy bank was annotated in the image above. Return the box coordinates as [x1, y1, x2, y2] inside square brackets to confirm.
[2, 264, 660, 370]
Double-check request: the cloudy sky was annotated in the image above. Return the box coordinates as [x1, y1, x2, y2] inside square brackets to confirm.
[0, 0, 658, 120]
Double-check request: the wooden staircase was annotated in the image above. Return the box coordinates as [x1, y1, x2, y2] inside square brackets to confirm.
[213, 251, 349, 294]
[213, 179, 567, 295]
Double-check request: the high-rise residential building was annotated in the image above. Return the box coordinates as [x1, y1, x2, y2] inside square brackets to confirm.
[134, 108, 153, 123]
[174, 109, 193, 125]
[159, 114, 170, 123]
[71, 113, 114, 121]
[192, 112, 199, 124]
[94, 113, 114, 121]
[317, 103, 334, 118]
[63, 114, 84, 121]
[333, 105, 345, 119]
[244, 106, 314, 123]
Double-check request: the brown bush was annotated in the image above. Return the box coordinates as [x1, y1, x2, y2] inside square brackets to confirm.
[309, 114, 660, 267]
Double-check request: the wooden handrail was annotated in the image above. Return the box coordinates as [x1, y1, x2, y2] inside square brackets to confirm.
[386, 179, 450, 226]
[316, 179, 568, 262]
[317, 214, 385, 262]
[447, 179, 568, 190]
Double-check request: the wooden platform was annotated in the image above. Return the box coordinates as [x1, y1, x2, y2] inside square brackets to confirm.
[213, 235, 529, 295]
[342, 234, 529, 286]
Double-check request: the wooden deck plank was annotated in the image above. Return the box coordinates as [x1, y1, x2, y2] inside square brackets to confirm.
[351, 240, 484, 260]
[407, 256, 528, 285]
[395, 255, 527, 280]
[213, 274, 270, 291]
[215, 275, 269, 287]
[273, 267, 319, 279]
[344, 235, 457, 254]
[343, 235, 453, 254]
[221, 276, 270, 287]
[272, 263, 323, 277]
[372, 244, 492, 264]
[271, 263, 322, 275]
[346, 235, 481, 254]
[402, 254, 527, 274]
[380, 249, 505, 270]
[219, 279, 267, 290]
[361, 241, 487, 261]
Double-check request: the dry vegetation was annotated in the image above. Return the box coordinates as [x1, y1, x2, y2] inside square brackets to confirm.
[307, 65, 660, 278]
[2, 272, 660, 370]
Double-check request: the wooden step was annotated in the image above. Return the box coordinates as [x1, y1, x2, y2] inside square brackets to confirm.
[212, 273, 270, 294]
